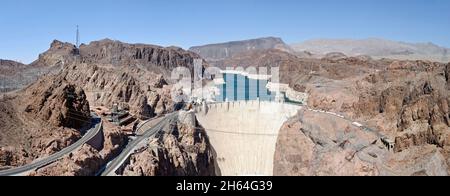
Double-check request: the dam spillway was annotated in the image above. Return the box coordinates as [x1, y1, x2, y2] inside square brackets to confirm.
[195, 101, 300, 176]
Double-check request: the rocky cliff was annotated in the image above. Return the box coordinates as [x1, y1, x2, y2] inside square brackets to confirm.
[32, 39, 205, 73]
[79, 39, 206, 78]
[30, 144, 103, 176]
[31, 40, 80, 68]
[274, 110, 449, 176]
[2, 39, 207, 94]
[30, 39, 207, 118]
[0, 75, 92, 168]
[0, 59, 44, 92]
[23, 74, 91, 129]
[0, 59, 27, 75]
[59, 63, 169, 119]
[119, 111, 215, 176]
[350, 62, 450, 152]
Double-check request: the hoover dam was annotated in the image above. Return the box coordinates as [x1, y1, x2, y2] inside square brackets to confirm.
[195, 101, 300, 176]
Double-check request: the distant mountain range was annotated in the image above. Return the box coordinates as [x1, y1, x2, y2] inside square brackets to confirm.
[291, 38, 450, 62]
[190, 37, 450, 63]
[189, 37, 294, 61]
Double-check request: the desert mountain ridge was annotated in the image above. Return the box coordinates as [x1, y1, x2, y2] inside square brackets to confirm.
[291, 38, 450, 62]
[189, 36, 450, 63]
[2, 36, 449, 69]
[189, 37, 295, 61]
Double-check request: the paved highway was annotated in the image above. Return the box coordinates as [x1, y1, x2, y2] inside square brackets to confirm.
[101, 112, 178, 176]
[305, 107, 385, 138]
[0, 115, 103, 176]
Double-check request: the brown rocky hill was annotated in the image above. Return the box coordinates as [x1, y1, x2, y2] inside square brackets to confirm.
[22, 74, 91, 129]
[32, 39, 206, 78]
[4, 39, 208, 119]
[30, 40, 80, 68]
[0, 75, 91, 168]
[79, 39, 205, 77]
[0, 59, 27, 75]
[1, 39, 206, 93]
[0, 59, 36, 92]
[59, 63, 170, 119]
[119, 111, 215, 176]
[274, 110, 449, 176]
[351, 62, 450, 152]
[289, 60, 450, 175]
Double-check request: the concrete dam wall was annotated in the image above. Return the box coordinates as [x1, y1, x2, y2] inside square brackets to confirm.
[195, 101, 301, 176]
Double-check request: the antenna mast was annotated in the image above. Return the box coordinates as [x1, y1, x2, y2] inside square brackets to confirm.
[76, 25, 80, 48]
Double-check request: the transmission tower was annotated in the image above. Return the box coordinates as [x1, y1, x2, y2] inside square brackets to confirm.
[76, 25, 80, 48]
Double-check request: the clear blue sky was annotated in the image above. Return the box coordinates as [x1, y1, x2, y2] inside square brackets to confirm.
[1, 0, 449, 63]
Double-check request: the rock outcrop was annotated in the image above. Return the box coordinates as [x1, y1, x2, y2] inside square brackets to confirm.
[445, 63, 450, 88]
[79, 39, 205, 78]
[23, 75, 91, 129]
[0, 59, 27, 75]
[2, 38, 207, 93]
[0, 59, 47, 92]
[350, 62, 450, 152]
[274, 110, 380, 176]
[274, 110, 449, 176]
[59, 63, 171, 117]
[31, 39, 207, 117]
[30, 144, 103, 176]
[136, 95, 154, 120]
[120, 111, 215, 176]
[31, 40, 79, 68]
[322, 52, 348, 62]
[0, 147, 28, 167]
[0, 74, 92, 168]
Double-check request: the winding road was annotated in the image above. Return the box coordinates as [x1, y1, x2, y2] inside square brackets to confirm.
[305, 107, 385, 138]
[0, 114, 103, 176]
[100, 112, 178, 176]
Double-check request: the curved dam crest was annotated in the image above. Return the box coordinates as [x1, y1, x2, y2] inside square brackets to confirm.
[195, 101, 301, 176]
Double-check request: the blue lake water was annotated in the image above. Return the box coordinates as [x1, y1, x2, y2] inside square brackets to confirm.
[215, 73, 276, 102]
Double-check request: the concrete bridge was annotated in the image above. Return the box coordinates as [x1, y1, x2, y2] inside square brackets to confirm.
[195, 100, 301, 176]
